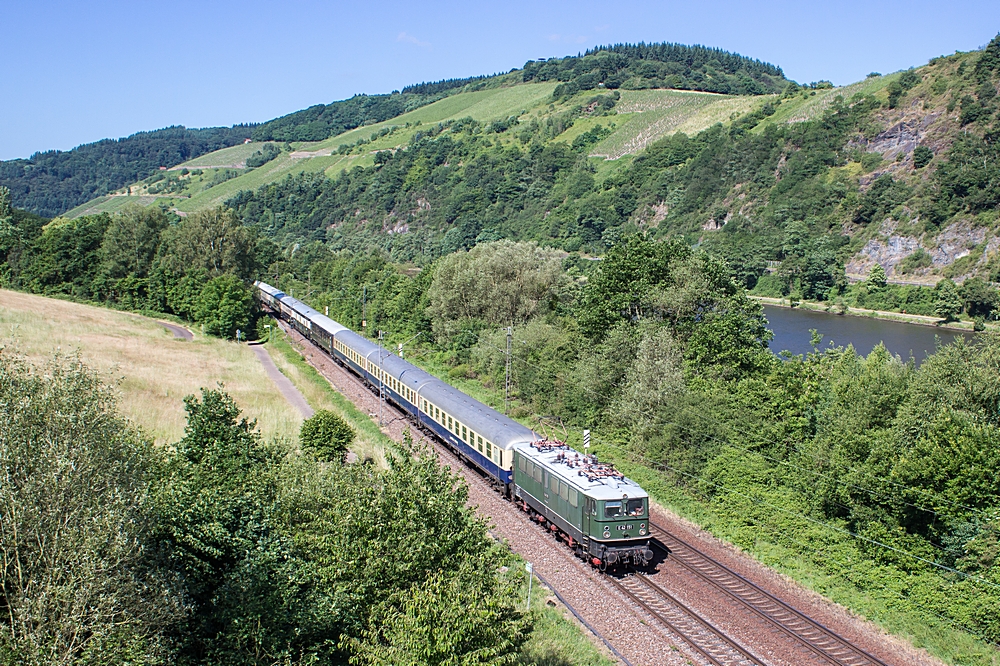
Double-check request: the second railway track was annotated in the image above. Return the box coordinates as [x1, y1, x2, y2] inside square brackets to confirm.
[608, 572, 764, 666]
[651, 523, 890, 666]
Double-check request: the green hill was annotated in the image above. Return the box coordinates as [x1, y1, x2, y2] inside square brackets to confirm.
[0, 125, 254, 218]
[15, 41, 788, 219]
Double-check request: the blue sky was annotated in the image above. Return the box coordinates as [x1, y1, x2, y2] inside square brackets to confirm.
[3, 0, 998, 160]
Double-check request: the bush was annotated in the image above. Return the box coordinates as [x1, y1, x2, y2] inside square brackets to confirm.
[300, 409, 354, 461]
[246, 143, 281, 168]
[913, 145, 934, 168]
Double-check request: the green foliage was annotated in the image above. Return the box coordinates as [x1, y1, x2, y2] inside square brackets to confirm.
[934, 279, 963, 321]
[299, 409, 354, 461]
[0, 125, 252, 218]
[960, 276, 999, 319]
[195, 274, 255, 339]
[18, 214, 110, 298]
[524, 42, 788, 96]
[245, 143, 281, 169]
[427, 241, 566, 342]
[578, 234, 772, 376]
[0, 353, 179, 664]
[912, 145, 934, 168]
[347, 562, 529, 666]
[886, 69, 921, 109]
[867, 263, 887, 290]
[898, 248, 932, 274]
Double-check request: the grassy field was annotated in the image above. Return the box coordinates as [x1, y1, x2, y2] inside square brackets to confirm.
[63, 194, 163, 218]
[179, 141, 279, 168]
[0, 289, 303, 445]
[591, 89, 766, 159]
[760, 72, 900, 127]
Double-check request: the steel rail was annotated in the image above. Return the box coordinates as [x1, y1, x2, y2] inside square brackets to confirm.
[606, 573, 764, 666]
[651, 522, 891, 666]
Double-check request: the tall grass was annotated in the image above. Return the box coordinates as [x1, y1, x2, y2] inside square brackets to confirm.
[265, 328, 393, 466]
[0, 289, 302, 445]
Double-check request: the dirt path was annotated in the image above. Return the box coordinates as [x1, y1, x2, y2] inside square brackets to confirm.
[158, 321, 193, 340]
[249, 342, 314, 419]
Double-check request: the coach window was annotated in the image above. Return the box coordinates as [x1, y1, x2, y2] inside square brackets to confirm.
[461, 425, 467, 441]
[476, 435, 483, 453]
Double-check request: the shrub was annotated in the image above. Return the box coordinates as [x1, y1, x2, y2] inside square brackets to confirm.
[300, 410, 354, 461]
[913, 145, 934, 168]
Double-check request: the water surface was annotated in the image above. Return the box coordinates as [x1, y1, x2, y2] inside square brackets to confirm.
[763, 305, 971, 363]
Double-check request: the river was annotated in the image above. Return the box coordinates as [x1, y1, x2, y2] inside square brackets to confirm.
[763, 305, 971, 363]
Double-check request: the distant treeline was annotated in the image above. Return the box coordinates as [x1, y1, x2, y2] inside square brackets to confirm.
[523, 41, 789, 96]
[0, 125, 254, 218]
[401, 73, 498, 95]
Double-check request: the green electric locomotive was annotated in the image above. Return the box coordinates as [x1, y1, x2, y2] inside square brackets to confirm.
[513, 440, 654, 568]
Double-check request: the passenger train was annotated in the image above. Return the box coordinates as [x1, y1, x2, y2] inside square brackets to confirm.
[257, 281, 654, 568]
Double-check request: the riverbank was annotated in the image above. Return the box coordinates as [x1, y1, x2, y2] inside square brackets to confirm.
[747, 294, 994, 332]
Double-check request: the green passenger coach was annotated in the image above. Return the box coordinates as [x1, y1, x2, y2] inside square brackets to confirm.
[513, 440, 654, 568]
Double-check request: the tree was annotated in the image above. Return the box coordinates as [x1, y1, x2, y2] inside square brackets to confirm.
[934, 279, 963, 321]
[913, 145, 934, 169]
[99, 204, 168, 280]
[427, 240, 566, 342]
[196, 274, 254, 338]
[0, 353, 180, 664]
[867, 263, 887, 291]
[300, 410, 354, 461]
[155, 207, 257, 280]
[152, 388, 281, 661]
[960, 276, 999, 319]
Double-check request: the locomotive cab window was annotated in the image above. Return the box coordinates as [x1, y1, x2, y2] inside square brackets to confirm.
[604, 501, 624, 519]
[628, 499, 646, 517]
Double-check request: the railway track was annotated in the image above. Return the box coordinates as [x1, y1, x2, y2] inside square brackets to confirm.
[651, 523, 890, 666]
[607, 572, 763, 666]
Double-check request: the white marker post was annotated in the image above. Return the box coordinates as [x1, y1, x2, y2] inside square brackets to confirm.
[525, 562, 533, 611]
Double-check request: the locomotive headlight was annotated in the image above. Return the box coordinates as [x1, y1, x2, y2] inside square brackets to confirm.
[603, 530, 610, 539]
[639, 529, 647, 536]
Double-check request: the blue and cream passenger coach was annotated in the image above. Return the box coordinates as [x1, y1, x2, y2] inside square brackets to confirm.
[255, 280, 654, 568]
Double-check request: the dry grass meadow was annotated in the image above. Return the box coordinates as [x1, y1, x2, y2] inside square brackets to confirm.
[0, 289, 303, 445]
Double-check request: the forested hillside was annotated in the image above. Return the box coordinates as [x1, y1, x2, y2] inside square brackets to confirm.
[0, 126, 253, 218]
[226, 38, 1000, 296]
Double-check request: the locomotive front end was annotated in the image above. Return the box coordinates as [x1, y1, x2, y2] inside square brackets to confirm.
[587, 493, 655, 567]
